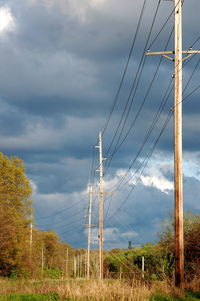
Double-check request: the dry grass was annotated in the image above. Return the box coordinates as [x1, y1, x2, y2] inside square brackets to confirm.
[0, 279, 151, 301]
[0, 278, 199, 300]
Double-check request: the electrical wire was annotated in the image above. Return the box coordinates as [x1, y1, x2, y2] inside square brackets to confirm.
[36, 205, 86, 227]
[104, 27, 174, 176]
[148, 0, 183, 50]
[101, 0, 148, 136]
[104, 0, 162, 160]
[36, 198, 85, 220]
[106, 109, 173, 222]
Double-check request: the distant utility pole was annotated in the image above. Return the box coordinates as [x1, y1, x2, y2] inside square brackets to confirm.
[146, 0, 200, 288]
[142, 256, 145, 279]
[87, 186, 93, 279]
[30, 211, 33, 259]
[95, 131, 105, 279]
[65, 248, 69, 278]
[41, 243, 44, 277]
[74, 255, 76, 278]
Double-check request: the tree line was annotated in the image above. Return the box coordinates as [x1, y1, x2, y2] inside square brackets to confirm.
[0, 152, 199, 280]
[104, 212, 200, 281]
[0, 152, 76, 278]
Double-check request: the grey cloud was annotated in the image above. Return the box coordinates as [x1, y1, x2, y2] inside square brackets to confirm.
[0, 0, 199, 249]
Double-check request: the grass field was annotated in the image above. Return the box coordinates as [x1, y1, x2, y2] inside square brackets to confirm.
[0, 279, 199, 301]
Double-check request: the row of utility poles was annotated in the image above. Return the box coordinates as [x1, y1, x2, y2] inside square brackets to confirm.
[27, 0, 198, 288]
[86, 0, 200, 288]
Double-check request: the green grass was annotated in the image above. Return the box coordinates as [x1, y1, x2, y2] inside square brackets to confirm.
[0, 293, 70, 301]
[150, 291, 200, 301]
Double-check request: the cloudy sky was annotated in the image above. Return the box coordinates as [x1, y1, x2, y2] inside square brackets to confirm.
[0, 0, 200, 250]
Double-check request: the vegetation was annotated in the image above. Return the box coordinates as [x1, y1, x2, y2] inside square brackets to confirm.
[0, 293, 62, 301]
[103, 212, 200, 281]
[0, 153, 75, 279]
[0, 279, 199, 300]
[0, 152, 199, 300]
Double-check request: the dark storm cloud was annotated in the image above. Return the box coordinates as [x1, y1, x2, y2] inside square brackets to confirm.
[0, 0, 200, 249]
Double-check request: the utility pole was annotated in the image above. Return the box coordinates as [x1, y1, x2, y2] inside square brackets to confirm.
[41, 243, 44, 277]
[95, 131, 104, 279]
[146, 0, 200, 288]
[174, 0, 184, 288]
[30, 211, 33, 260]
[74, 255, 77, 278]
[80, 253, 83, 278]
[65, 248, 69, 278]
[77, 253, 80, 278]
[142, 256, 145, 279]
[87, 186, 93, 279]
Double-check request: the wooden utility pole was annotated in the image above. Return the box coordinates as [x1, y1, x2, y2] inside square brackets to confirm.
[74, 255, 77, 278]
[77, 254, 80, 278]
[95, 131, 104, 279]
[87, 186, 93, 279]
[142, 256, 145, 279]
[80, 253, 83, 278]
[30, 211, 33, 259]
[65, 248, 69, 278]
[41, 243, 44, 277]
[146, 0, 200, 288]
[174, 0, 184, 288]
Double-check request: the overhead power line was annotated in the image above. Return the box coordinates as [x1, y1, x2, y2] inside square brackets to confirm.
[104, 0, 162, 160]
[101, 0, 148, 136]
[36, 198, 85, 220]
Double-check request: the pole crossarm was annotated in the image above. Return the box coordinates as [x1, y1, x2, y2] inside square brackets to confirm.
[146, 50, 200, 61]
[89, 191, 112, 195]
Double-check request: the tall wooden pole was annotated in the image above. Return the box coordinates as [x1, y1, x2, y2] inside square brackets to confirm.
[142, 256, 145, 279]
[87, 186, 93, 279]
[96, 132, 104, 279]
[99, 132, 104, 279]
[74, 255, 77, 278]
[174, 0, 184, 288]
[65, 248, 69, 278]
[146, 0, 200, 289]
[41, 243, 44, 277]
[30, 211, 33, 259]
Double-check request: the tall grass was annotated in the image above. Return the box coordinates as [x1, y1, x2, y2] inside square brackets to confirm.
[0, 278, 199, 301]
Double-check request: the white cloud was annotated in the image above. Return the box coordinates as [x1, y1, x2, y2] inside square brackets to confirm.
[140, 174, 173, 193]
[0, 7, 15, 35]
[120, 230, 138, 239]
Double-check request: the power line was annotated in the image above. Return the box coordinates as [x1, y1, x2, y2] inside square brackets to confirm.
[36, 205, 86, 227]
[104, 34, 200, 200]
[104, 27, 174, 176]
[105, 109, 173, 222]
[36, 198, 85, 220]
[102, 0, 148, 136]
[104, 0, 162, 160]
[148, 0, 183, 50]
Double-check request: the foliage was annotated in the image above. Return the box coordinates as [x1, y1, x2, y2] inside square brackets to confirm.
[158, 212, 200, 279]
[0, 293, 62, 301]
[0, 153, 74, 279]
[150, 292, 200, 300]
[43, 267, 63, 279]
[0, 153, 32, 277]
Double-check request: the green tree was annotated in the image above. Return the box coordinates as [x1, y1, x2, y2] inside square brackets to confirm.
[158, 212, 200, 279]
[0, 153, 32, 277]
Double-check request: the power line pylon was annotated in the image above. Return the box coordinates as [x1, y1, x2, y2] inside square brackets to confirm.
[95, 131, 105, 279]
[146, 0, 200, 288]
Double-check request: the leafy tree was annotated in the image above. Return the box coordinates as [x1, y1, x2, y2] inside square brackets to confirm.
[0, 153, 32, 276]
[158, 211, 200, 279]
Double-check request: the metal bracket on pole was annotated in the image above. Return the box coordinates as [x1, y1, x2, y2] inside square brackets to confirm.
[146, 50, 200, 62]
